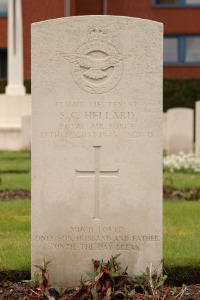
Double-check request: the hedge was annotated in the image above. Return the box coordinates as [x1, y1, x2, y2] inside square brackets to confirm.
[163, 78, 200, 112]
[0, 78, 200, 112]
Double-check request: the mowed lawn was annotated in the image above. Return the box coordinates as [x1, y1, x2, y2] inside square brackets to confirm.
[0, 200, 31, 272]
[0, 151, 31, 191]
[0, 151, 200, 283]
[164, 200, 200, 267]
[0, 151, 31, 280]
[0, 199, 199, 282]
[164, 171, 200, 190]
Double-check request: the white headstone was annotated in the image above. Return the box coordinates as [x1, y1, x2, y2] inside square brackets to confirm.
[32, 16, 163, 286]
[195, 101, 200, 158]
[0, 95, 31, 150]
[167, 108, 193, 155]
[21, 115, 31, 150]
[0, 125, 21, 150]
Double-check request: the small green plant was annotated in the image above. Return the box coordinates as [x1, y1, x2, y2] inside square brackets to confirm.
[53, 284, 66, 297]
[72, 254, 186, 300]
[23, 259, 51, 298]
[22, 256, 187, 299]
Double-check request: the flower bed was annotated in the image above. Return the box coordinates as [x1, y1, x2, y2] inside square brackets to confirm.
[163, 153, 200, 173]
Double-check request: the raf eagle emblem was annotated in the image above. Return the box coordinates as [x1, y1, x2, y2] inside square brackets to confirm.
[61, 53, 129, 80]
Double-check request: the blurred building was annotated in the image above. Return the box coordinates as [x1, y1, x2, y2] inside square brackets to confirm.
[0, 0, 200, 79]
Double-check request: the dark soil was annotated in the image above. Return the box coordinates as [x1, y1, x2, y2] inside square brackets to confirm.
[1, 188, 200, 202]
[0, 190, 31, 201]
[0, 282, 29, 300]
[0, 282, 200, 300]
[163, 187, 200, 201]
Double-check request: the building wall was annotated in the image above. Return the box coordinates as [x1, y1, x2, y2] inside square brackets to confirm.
[70, 0, 200, 78]
[108, 0, 200, 34]
[108, 0, 200, 78]
[0, 0, 200, 79]
[164, 66, 200, 78]
[0, 17, 7, 48]
[71, 0, 103, 15]
[23, 0, 65, 79]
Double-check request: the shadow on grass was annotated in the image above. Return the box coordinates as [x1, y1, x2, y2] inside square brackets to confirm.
[1, 266, 200, 285]
[165, 265, 200, 285]
[0, 270, 31, 282]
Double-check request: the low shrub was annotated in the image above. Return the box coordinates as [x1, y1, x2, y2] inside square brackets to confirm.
[163, 78, 200, 112]
[163, 153, 200, 173]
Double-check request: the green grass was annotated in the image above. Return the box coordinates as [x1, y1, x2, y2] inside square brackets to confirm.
[0, 173, 31, 191]
[164, 200, 200, 266]
[164, 171, 200, 189]
[0, 151, 30, 173]
[0, 151, 200, 283]
[0, 199, 200, 283]
[0, 151, 31, 160]
[0, 200, 31, 280]
[0, 151, 31, 191]
[163, 199, 200, 283]
[0, 159, 30, 173]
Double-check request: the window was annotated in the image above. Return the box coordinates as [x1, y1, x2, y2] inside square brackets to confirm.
[164, 37, 178, 62]
[185, 0, 200, 3]
[164, 36, 200, 65]
[156, 0, 179, 4]
[0, 0, 7, 16]
[0, 49, 7, 78]
[154, 0, 200, 6]
[185, 37, 200, 62]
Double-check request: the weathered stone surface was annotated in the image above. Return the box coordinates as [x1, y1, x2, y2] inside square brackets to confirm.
[167, 108, 193, 155]
[31, 16, 163, 285]
[21, 115, 31, 150]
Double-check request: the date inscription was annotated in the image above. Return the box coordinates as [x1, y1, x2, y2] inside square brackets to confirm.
[38, 100, 161, 141]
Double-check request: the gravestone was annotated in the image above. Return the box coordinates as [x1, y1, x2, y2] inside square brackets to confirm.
[21, 115, 31, 150]
[0, 124, 20, 150]
[167, 108, 193, 155]
[196, 101, 200, 158]
[0, 96, 31, 150]
[32, 16, 163, 285]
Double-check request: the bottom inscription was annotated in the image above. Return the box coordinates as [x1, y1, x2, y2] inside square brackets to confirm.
[34, 227, 160, 252]
[52, 243, 141, 251]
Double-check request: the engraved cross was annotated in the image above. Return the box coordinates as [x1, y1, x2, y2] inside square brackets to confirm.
[76, 146, 119, 220]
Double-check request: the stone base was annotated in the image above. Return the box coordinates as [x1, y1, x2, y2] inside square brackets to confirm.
[5, 85, 26, 96]
[0, 94, 31, 150]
